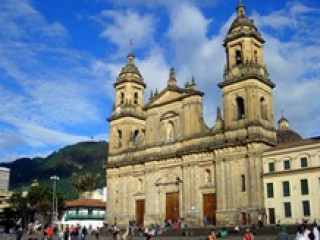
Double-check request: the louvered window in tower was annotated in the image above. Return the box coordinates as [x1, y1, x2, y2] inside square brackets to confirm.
[120, 92, 125, 104]
[118, 130, 122, 147]
[133, 130, 139, 145]
[134, 92, 138, 104]
[260, 97, 267, 120]
[236, 97, 245, 119]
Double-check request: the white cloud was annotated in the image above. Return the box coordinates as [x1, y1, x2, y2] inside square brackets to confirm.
[99, 10, 156, 56]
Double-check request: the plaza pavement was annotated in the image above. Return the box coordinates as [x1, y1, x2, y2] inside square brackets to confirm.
[0, 226, 298, 240]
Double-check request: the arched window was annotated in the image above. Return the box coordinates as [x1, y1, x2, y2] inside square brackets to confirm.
[118, 130, 122, 147]
[205, 169, 211, 185]
[120, 92, 125, 104]
[134, 92, 138, 104]
[236, 97, 245, 119]
[166, 122, 174, 141]
[133, 130, 139, 145]
[236, 50, 242, 65]
[260, 97, 267, 120]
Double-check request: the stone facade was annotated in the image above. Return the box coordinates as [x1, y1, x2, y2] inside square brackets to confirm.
[106, 2, 277, 227]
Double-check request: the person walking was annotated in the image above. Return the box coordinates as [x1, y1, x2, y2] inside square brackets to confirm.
[94, 227, 100, 240]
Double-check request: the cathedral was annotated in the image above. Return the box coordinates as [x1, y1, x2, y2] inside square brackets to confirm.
[106, 1, 278, 226]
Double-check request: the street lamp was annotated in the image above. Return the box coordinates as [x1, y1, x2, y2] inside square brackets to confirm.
[50, 175, 59, 225]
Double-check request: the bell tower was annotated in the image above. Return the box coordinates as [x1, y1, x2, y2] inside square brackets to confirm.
[108, 53, 146, 154]
[218, 0, 276, 144]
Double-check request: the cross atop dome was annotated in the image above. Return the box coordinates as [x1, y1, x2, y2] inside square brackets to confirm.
[237, 0, 246, 17]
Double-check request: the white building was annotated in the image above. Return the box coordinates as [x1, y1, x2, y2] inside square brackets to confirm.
[262, 118, 320, 224]
[0, 167, 11, 213]
[60, 198, 106, 230]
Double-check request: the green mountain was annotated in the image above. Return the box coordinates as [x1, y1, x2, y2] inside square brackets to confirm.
[0, 141, 108, 200]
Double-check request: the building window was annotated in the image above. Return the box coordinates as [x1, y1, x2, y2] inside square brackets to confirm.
[267, 183, 274, 198]
[283, 160, 290, 170]
[284, 202, 292, 218]
[282, 181, 290, 197]
[118, 130, 122, 147]
[301, 157, 308, 167]
[300, 179, 309, 195]
[120, 92, 125, 104]
[236, 50, 242, 65]
[268, 162, 275, 172]
[241, 175, 245, 192]
[302, 201, 310, 216]
[134, 92, 138, 104]
[236, 97, 245, 119]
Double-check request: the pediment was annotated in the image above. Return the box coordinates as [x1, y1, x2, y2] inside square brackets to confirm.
[152, 90, 185, 105]
[160, 111, 179, 121]
[155, 173, 182, 186]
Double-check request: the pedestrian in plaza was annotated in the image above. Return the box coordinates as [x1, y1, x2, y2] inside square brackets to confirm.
[81, 226, 87, 240]
[207, 229, 216, 240]
[277, 227, 289, 240]
[313, 223, 319, 240]
[94, 227, 99, 240]
[16, 225, 23, 240]
[243, 228, 254, 240]
[203, 215, 208, 227]
[296, 224, 310, 240]
[64, 227, 69, 240]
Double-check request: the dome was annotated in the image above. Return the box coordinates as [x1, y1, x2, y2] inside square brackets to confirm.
[276, 129, 303, 144]
[119, 53, 142, 78]
[228, 16, 257, 34]
[276, 117, 303, 143]
[224, 1, 264, 45]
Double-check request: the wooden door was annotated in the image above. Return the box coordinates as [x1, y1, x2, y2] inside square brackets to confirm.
[166, 192, 179, 221]
[203, 194, 216, 225]
[268, 208, 275, 224]
[241, 212, 247, 225]
[136, 200, 145, 226]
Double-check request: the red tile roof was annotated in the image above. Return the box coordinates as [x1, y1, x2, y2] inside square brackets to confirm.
[66, 198, 106, 208]
[265, 137, 320, 152]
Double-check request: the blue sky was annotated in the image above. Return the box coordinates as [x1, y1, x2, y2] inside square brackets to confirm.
[0, 0, 320, 163]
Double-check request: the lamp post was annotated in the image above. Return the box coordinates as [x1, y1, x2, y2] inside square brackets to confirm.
[50, 175, 59, 225]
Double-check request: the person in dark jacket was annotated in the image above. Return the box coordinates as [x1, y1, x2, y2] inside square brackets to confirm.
[276, 227, 289, 240]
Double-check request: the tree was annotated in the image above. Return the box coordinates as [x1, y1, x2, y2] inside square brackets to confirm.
[7, 185, 65, 230]
[27, 185, 65, 227]
[72, 172, 101, 198]
[8, 191, 31, 228]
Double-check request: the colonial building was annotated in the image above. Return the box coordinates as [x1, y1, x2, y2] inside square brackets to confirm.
[106, 1, 278, 226]
[60, 198, 106, 229]
[263, 118, 320, 225]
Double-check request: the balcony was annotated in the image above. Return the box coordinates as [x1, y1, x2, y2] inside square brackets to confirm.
[65, 212, 105, 221]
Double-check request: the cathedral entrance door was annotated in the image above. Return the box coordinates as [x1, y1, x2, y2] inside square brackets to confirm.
[203, 194, 216, 225]
[136, 199, 145, 226]
[166, 192, 179, 221]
